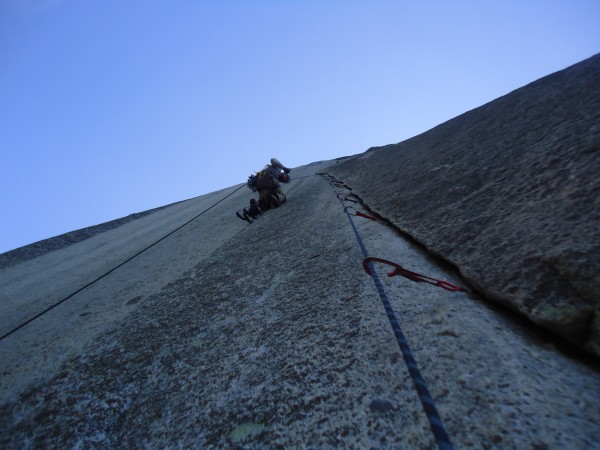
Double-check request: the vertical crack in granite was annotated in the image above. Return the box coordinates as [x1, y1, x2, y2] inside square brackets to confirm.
[2, 57, 600, 448]
[330, 53, 600, 355]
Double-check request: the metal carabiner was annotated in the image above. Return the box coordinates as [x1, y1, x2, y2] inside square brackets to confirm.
[337, 193, 359, 203]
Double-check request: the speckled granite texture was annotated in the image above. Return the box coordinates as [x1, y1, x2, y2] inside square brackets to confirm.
[2, 56, 600, 447]
[330, 53, 600, 356]
[1, 162, 599, 448]
[0, 205, 172, 270]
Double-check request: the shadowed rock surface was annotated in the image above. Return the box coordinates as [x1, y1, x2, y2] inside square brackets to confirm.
[330, 53, 600, 356]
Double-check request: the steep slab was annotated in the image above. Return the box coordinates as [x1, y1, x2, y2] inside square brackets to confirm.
[330, 54, 600, 355]
[1, 162, 599, 448]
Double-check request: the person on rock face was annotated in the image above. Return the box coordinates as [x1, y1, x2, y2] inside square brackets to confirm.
[252, 158, 291, 210]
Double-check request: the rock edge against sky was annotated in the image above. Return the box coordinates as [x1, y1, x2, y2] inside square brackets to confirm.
[2, 54, 599, 357]
[330, 53, 600, 356]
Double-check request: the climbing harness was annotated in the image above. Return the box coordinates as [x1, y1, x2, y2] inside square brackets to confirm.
[319, 172, 455, 450]
[363, 257, 467, 292]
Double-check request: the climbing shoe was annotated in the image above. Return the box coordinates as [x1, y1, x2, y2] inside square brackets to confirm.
[248, 199, 261, 218]
[270, 193, 281, 208]
[236, 209, 252, 223]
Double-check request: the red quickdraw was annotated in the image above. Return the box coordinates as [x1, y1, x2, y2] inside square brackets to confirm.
[344, 206, 385, 223]
[363, 257, 467, 292]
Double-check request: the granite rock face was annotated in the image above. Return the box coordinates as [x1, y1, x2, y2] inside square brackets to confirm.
[2, 163, 600, 448]
[0, 205, 171, 270]
[2, 57, 600, 448]
[331, 54, 600, 355]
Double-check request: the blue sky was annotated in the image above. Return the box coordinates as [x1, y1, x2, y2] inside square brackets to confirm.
[1, 0, 598, 253]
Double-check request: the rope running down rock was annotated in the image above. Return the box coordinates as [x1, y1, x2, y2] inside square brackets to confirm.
[0, 184, 246, 343]
[319, 172, 454, 450]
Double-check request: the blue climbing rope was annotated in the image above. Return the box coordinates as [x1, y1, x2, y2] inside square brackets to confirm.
[320, 173, 454, 450]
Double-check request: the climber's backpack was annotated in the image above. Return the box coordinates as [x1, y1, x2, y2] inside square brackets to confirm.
[247, 174, 258, 192]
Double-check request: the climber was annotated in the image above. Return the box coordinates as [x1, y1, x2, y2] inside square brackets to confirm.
[246, 158, 291, 210]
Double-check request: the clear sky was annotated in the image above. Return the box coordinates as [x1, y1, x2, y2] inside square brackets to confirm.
[1, 0, 598, 253]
